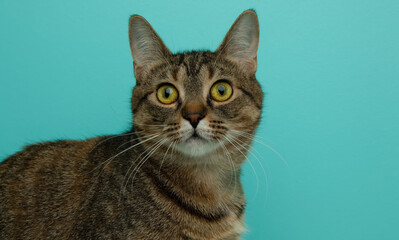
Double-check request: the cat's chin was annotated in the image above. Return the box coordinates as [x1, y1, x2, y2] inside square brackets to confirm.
[175, 137, 220, 157]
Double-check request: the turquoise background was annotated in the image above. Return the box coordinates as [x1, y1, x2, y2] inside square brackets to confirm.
[1, 0, 399, 239]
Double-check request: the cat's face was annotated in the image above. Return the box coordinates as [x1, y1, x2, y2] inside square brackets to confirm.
[129, 11, 263, 162]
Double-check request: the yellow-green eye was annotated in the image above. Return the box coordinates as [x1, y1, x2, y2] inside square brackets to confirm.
[210, 81, 233, 102]
[156, 84, 179, 104]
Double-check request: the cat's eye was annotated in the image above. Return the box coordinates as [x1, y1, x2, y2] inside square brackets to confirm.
[210, 81, 233, 102]
[156, 84, 179, 104]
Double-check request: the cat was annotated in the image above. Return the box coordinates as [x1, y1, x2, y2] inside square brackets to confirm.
[0, 9, 263, 240]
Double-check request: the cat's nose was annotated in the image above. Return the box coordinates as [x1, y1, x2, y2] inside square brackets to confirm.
[182, 102, 206, 128]
[183, 113, 204, 128]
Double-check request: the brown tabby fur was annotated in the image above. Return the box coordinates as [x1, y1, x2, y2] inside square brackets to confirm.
[0, 10, 263, 240]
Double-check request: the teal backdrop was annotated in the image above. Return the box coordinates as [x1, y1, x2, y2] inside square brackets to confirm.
[1, 0, 399, 239]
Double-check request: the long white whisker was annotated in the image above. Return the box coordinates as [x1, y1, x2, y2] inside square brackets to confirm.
[228, 134, 269, 203]
[93, 133, 161, 176]
[218, 139, 237, 196]
[133, 123, 167, 127]
[120, 137, 163, 196]
[90, 130, 145, 153]
[230, 129, 296, 205]
[129, 138, 168, 191]
[224, 135, 260, 200]
[231, 130, 290, 170]
[116, 132, 161, 150]
[158, 140, 174, 177]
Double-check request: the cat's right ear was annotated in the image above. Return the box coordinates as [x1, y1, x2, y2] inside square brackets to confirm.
[216, 10, 259, 75]
[128, 15, 171, 81]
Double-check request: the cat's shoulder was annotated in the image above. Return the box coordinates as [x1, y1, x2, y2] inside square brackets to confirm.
[0, 137, 101, 174]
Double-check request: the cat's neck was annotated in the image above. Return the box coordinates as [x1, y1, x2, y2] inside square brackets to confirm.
[146, 154, 244, 201]
[136, 151, 246, 231]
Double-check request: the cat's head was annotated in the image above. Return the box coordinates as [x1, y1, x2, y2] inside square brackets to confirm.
[129, 10, 263, 163]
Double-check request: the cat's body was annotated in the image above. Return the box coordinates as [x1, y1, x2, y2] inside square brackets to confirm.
[0, 11, 263, 240]
[0, 133, 245, 239]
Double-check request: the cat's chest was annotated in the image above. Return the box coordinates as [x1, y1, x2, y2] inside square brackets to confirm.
[184, 207, 245, 236]
[149, 196, 245, 239]
[120, 161, 246, 239]
[126, 208, 245, 240]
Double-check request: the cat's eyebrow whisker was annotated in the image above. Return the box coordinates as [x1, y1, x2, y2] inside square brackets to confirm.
[223, 135, 260, 200]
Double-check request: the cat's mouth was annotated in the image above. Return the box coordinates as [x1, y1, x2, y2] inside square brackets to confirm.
[186, 131, 206, 143]
[175, 129, 221, 157]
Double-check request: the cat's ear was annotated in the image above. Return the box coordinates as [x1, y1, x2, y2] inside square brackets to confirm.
[216, 10, 259, 75]
[128, 15, 171, 80]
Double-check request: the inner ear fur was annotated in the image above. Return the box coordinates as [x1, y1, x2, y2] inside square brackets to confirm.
[216, 10, 260, 75]
[128, 15, 171, 80]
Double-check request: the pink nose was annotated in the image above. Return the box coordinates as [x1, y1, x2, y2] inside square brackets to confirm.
[186, 113, 201, 123]
[183, 113, 204, 128]
[181, 102, 207, 128]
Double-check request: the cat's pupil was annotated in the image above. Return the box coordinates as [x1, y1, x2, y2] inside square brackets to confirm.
[164, 88, 171, 98]
[218, 85, 225, 95]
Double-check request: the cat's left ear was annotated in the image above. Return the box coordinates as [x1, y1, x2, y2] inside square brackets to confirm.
[129, 15, 172, 80]
[216, 10, 259, 75]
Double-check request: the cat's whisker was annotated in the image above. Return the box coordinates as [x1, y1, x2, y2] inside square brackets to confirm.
[217, 139, 238, 196]
[158, 140, 175, 177]
[89, 130, 146, 153]
[223, 135, 260, 200]
[133, 123, 167, 127]
[116, 132, 161, 150]
[230, 129, 290, 170]
[170, 141, 178, 163]
[131, 139, 168, 188]
[230, 130, 296, 201]
[92, 133, 162, 176]
[90, 132, 162, 203]
[128, 138, 168, 192]
[228, 134, 269, 203]
[120, 138, 163, 196]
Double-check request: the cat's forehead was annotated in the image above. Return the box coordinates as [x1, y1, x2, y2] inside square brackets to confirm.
[169, 51, 217, 88]
[170, 51, 215, 76]
[143, 51, 241, 93]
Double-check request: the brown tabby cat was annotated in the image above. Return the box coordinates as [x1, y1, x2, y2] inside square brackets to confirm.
[0, 10, 263, 240]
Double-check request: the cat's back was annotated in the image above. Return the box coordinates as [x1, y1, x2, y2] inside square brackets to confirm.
[0, 138, 99, 181]
[0, 138, 101, 239]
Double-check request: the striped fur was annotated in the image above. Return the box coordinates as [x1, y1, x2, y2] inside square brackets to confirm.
[0, 10, 263, 240]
